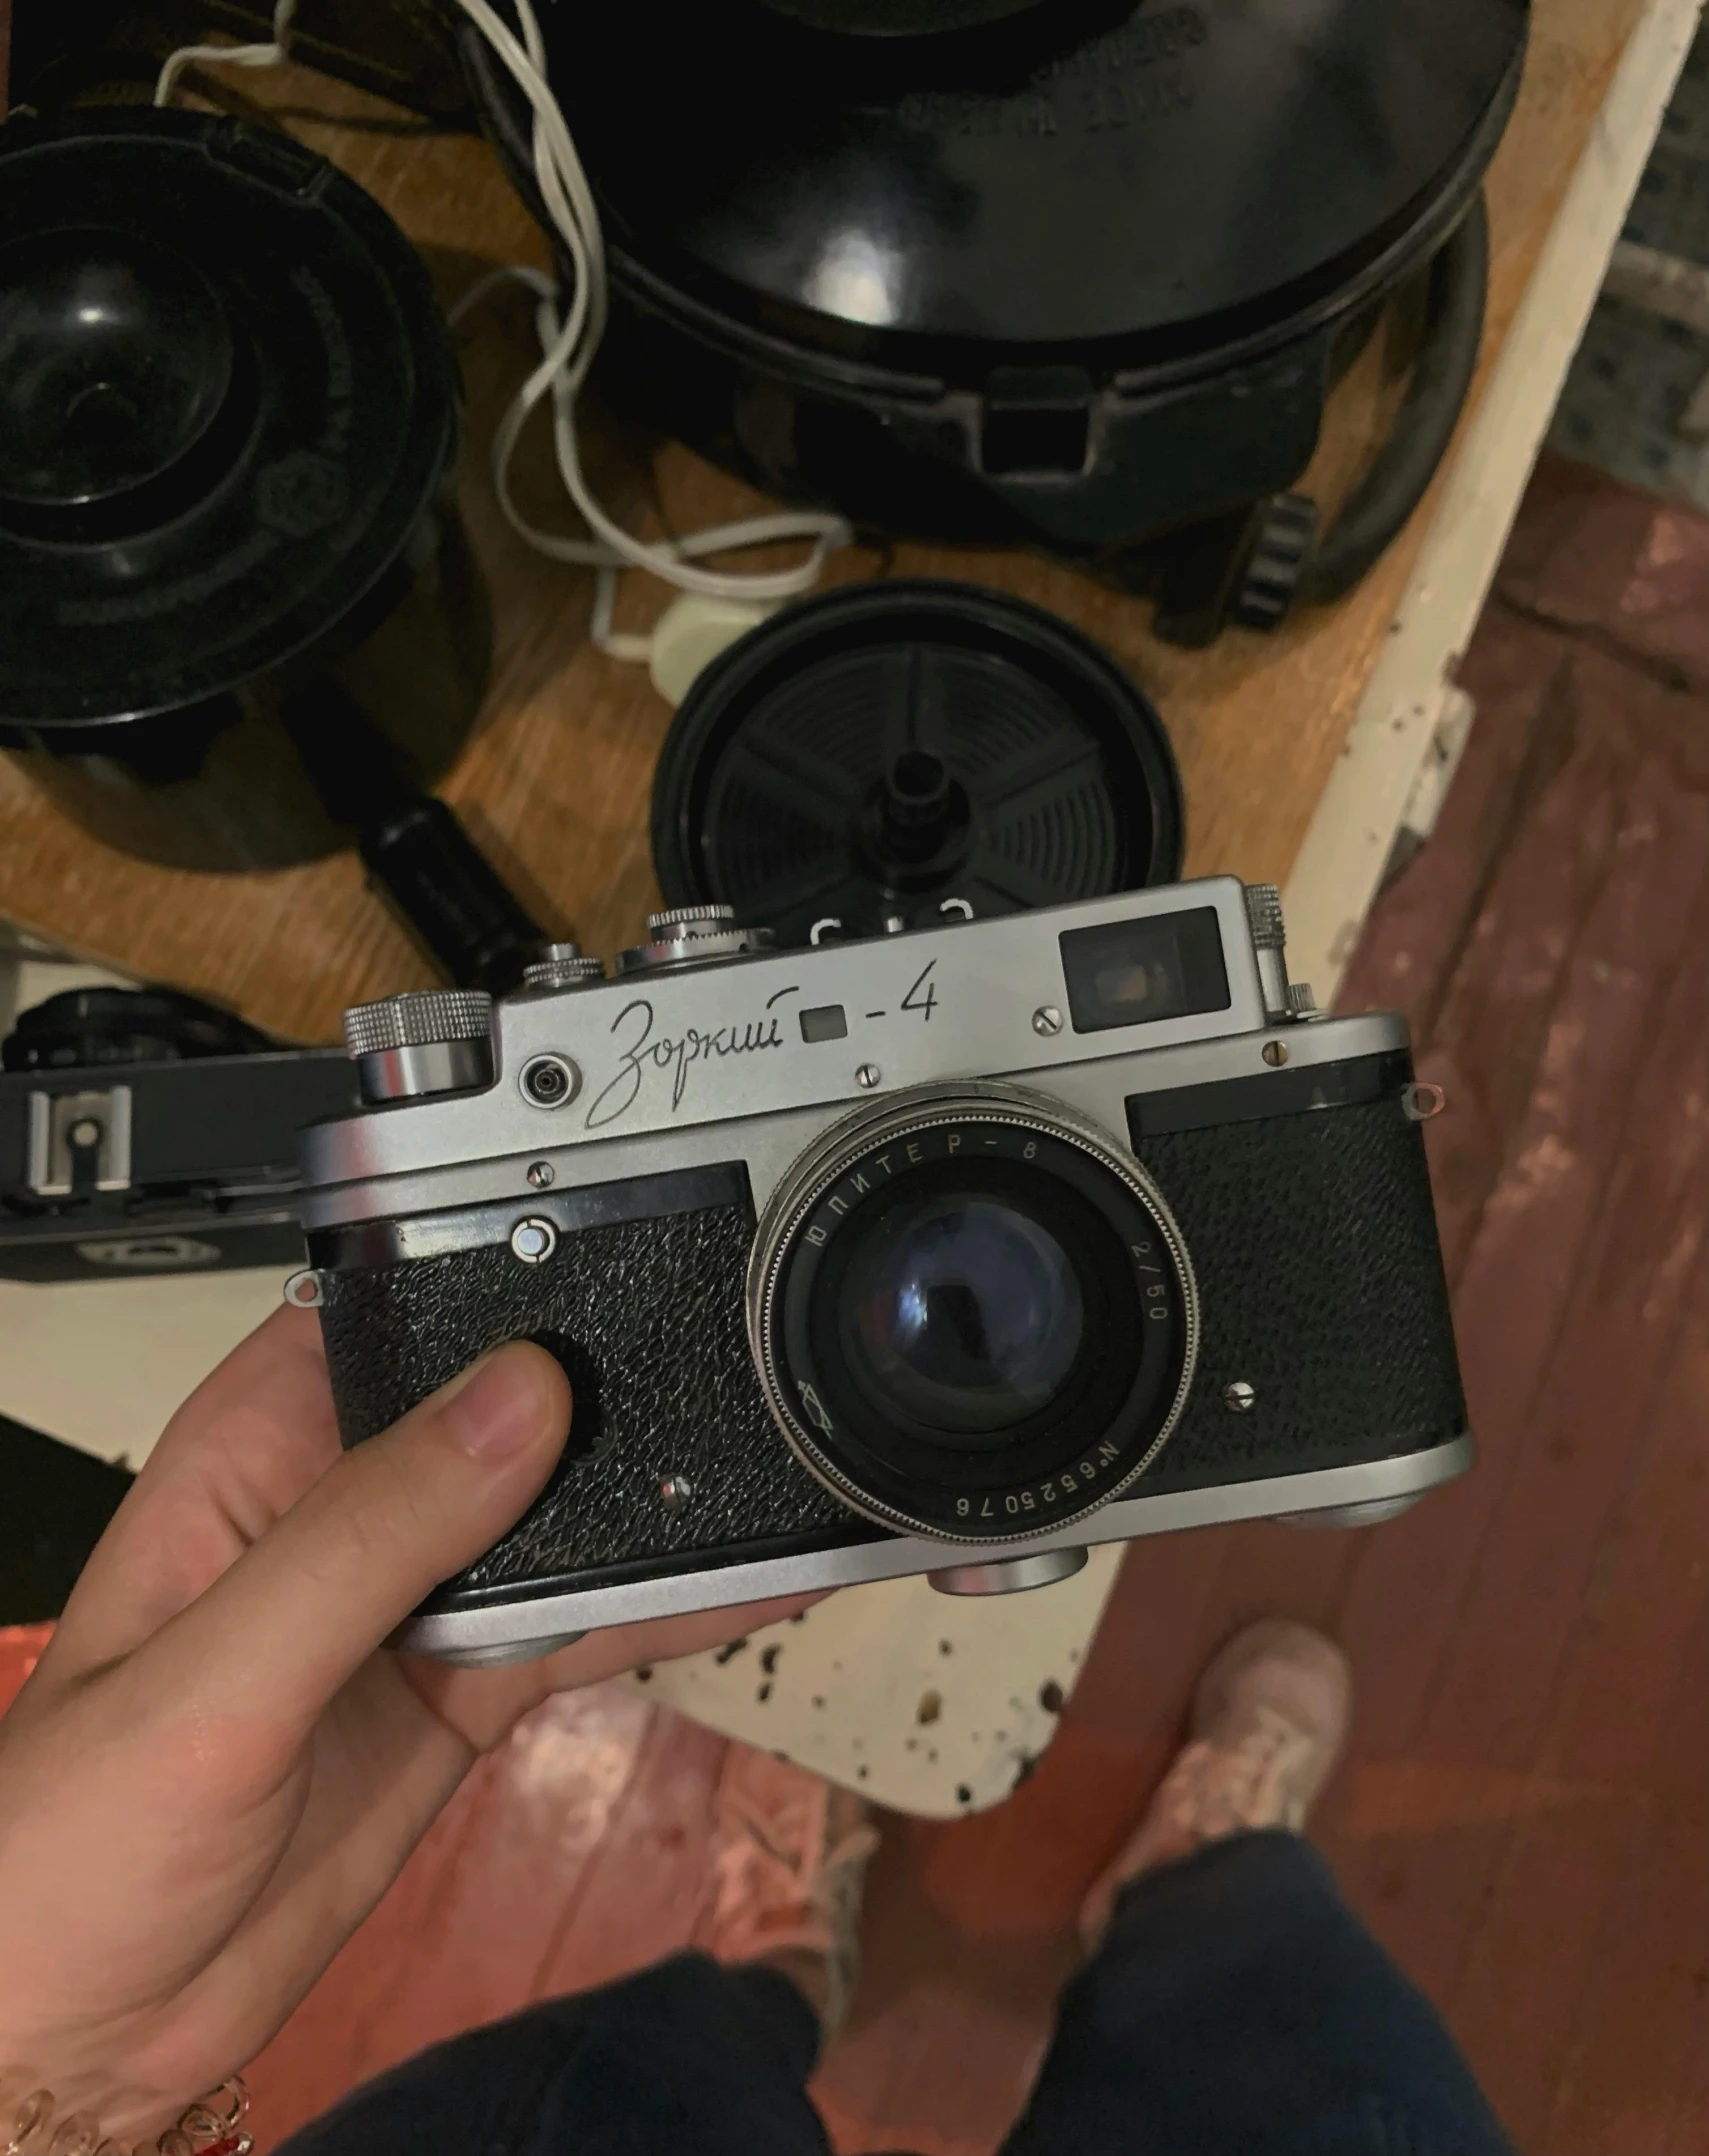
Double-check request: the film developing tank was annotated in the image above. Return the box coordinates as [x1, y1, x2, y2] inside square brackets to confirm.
[469, 0, 1526, 642]
[0, 109, 489, 869]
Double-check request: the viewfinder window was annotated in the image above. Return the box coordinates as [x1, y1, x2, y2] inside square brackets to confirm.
[800, 1005, 849, 1044]
[1058, 909, 1230, 1034]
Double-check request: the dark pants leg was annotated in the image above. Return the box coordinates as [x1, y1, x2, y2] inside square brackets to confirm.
[1001, 1830, 1516, 2156]
[277, 1956, 831, 2156]
[282, 1833, 1512, 2156]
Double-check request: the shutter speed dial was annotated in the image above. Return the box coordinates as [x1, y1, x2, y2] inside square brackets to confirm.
[617, 904, 777, 975]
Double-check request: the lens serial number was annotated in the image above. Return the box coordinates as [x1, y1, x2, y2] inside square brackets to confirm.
[954, 1439, 1120, 1519]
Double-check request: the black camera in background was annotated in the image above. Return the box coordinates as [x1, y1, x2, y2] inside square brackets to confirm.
[0, 1417, 132, 1627]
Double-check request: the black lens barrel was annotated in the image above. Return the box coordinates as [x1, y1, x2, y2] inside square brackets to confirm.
[753, 1092, 1197, 1541]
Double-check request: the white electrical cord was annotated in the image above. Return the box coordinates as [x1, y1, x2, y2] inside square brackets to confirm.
[447, 0, 852, 655]
[154, 0, 298, 107]
[155, 0, 850, 658]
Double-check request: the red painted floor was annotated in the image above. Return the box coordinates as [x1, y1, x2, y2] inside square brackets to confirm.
[9, 453, 1709, 2150]
[815, 460, 1709, 2151]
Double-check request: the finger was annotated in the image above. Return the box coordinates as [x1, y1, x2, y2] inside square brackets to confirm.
[163, 1307, 344, 1520]
[43, 1308, 341, 1687]
[405, 1592, 831, 1751]
[134, 1341, 571, 1760]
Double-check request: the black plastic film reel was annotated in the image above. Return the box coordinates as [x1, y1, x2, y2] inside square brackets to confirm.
[651, 580, 1185, 945]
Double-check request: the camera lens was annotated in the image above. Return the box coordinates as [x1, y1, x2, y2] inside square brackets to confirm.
[842, 1191, 1084, 1439]
[750, 1084, 1197, 1542]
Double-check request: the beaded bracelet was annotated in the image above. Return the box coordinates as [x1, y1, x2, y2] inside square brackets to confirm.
[0, 2073, 251, 2156]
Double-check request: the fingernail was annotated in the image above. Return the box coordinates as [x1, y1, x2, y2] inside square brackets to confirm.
[442, 1349, 554, 1462]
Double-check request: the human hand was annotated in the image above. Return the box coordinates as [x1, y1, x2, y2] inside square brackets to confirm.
[0, 1307, 816, 2141]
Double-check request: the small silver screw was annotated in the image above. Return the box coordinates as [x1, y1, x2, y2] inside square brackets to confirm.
[510, 1216, 558, 1266]
[1262, 1041, 1289, 1068]
[659, 1474, 694, 1512]
[527, 1161, 555, 1189]
[856, 1063, 882, 1089]
[1032, 1006, 1063, 1037]
[1224, 1380, 1257, 1413]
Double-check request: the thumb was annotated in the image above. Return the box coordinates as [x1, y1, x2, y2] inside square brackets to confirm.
[137, 1342, 570, 1741]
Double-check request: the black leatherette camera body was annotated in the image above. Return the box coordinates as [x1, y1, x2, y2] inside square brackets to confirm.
[301, 879, 1469, 1660]
[315, 1065, 1463, 1597]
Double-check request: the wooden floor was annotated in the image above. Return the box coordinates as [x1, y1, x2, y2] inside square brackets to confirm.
[8, 453, 1709, 2152]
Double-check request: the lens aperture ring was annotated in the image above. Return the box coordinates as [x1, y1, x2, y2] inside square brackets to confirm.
[748, 1083, 1199, 1542]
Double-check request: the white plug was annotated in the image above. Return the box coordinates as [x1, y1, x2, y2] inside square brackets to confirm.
[648, 594, 782, 706]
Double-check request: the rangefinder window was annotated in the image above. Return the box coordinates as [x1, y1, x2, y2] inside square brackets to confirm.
[1059, 909, 1230, 1035]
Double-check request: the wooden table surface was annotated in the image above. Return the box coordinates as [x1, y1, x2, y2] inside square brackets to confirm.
[0, 0, 1649, 1041]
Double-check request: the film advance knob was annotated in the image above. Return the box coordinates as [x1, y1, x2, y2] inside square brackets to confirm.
[617, 903, 776, 974]
[342, 989, 494, 1103]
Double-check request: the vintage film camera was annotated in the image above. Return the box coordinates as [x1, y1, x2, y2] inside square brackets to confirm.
[0, 988, 356, 1282]
[296, 881, 1468, 1664]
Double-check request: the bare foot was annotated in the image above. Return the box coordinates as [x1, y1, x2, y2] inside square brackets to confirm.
[1080, 1618, 1351, 1949]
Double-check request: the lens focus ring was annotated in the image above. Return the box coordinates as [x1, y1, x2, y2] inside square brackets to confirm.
[747, 1082, 1198, 1544]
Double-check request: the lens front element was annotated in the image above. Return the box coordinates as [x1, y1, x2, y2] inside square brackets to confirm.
[844, 1186, 1087, 1440]
[750, 1085, 1198, 1541]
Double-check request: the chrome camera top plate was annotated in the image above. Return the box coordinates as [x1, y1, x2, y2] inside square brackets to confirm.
[305, 878, 1270, 1194]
